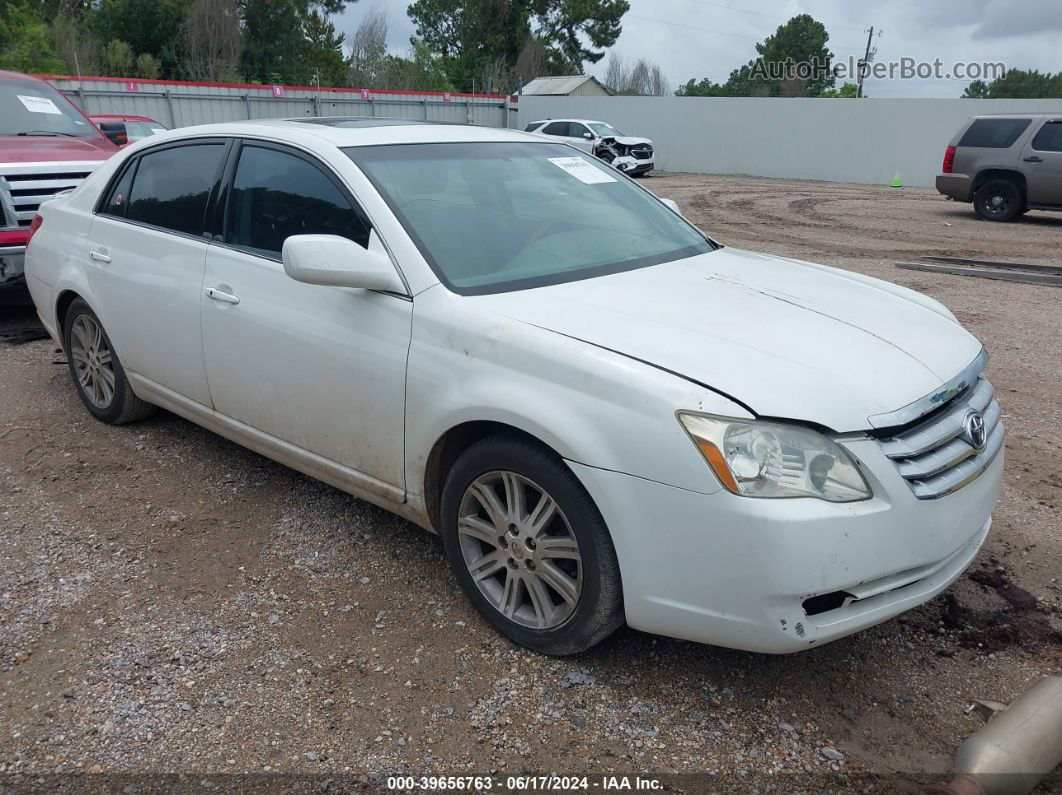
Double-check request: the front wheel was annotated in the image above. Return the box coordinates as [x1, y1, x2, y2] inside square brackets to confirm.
[973, 179, 1023, 222]
[440, 435, 624, 656]
[63, 298, 156, 424]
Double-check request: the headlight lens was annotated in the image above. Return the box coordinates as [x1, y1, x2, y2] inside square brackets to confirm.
[678, 413, 871, 502]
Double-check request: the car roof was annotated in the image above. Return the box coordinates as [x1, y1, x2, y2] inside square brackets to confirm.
[90, 114, 162, 123]
[969, 113, 1054, 120]
[137, 117, 543, 148]
[0, 69, 49, 84]
[530, 119, 607, 126]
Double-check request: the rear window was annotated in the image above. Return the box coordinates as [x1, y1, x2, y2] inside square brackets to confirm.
[124, 143, 226, 236]
[958, 118, 1032, 149]
[1031, 120, 1062, 152]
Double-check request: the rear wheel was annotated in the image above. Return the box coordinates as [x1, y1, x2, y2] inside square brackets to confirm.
[440, 435, 624, 656]
[973, 179, 1023, 222]
[63, 298, 155, 424]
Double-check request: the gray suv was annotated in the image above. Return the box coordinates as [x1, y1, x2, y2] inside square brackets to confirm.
[936, 113, 1062, 221]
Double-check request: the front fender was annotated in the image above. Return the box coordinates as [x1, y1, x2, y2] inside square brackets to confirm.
[405, 286, 749, 497]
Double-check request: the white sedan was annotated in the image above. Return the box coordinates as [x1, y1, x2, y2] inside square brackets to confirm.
[24, 118, 1003, 655]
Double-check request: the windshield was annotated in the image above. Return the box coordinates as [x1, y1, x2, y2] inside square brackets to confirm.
[0, 78, 101, 138]
[589, 122, 623, 137]
[124, 120, 168, 141]
[347, 142, 713, 295]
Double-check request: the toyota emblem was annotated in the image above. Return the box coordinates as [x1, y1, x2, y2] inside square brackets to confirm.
[963, 410, 987, 451]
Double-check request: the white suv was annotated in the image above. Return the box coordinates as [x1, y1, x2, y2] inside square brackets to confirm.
[525, 118, 654, 176]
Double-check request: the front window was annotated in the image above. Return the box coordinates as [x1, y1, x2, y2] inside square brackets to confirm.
[225, 144, 370, 258]
[0, 77, 101, 139]
[588, 122, 623, 137]
[347, 142, 714, 295]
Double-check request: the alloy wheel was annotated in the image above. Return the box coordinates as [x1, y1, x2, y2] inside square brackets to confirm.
[69, 314, 116, 409]
[457, 471, 583, 630]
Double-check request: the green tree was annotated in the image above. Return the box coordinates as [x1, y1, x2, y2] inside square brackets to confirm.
[101, 38, 134, 76]
[677, 14, 835, 98]
[407, 0, 628, 91]
[962, 69, 1062, 98]
[135, 51, 161, 78]
[674, 77, 725, 97]
[819, 81, 857, 98]
[0, 1, 67, 73]
[239, 0, 352, 85]
[90, 0, 190, 76]
[303, 10, 346, 86]
[379, 42, 455, 91]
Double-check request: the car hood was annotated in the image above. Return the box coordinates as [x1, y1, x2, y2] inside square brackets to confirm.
[603, 135, 651, 146]
[473, 248, 984, 432]
[0, 135, 116, 163]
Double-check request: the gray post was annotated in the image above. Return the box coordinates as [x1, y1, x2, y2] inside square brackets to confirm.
[164, 90, 177, 128]
[243, 94, 252, 120]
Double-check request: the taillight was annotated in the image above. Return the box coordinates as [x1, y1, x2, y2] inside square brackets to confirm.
[26, 214, 44, 247]
[942, 146, 956, 174]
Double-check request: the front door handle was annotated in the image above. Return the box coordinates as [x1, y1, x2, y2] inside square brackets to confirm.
[1023, 156, 1043, 163]
[205, 286, 240, 305]
[89, 249, 111, 263]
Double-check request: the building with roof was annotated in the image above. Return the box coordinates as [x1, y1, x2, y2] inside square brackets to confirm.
[520, 75, 611, 97]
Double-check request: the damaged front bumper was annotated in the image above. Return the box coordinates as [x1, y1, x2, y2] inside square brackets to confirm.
[565, 435, 1002, 654]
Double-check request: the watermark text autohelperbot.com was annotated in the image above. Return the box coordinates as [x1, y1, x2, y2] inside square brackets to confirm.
[751, 56, 1007, 82]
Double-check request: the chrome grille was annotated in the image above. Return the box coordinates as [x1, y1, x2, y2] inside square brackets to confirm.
[877, 377, 1003, 499]
[0, 167, 93, 229]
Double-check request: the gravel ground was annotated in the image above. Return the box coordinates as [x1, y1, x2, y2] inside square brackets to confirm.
[0, 174, 1060, 793]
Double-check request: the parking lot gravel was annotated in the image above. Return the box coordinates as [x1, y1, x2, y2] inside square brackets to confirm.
[1, 174, 1060, 792]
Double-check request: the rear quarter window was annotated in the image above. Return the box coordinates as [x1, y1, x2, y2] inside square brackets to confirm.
[1031, 120, 1062, 152]
[958, 118, 1032, 148]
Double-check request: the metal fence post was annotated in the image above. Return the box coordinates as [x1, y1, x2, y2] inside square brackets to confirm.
[163, 90, 176, 127]
[243, 94, 252, 120]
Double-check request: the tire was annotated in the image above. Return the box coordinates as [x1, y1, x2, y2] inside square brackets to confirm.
[440, 434, 624, 656]
[62, 298, 156, 424]
[973, 179, 1023, 222]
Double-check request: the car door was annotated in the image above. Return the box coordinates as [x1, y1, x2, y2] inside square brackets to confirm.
[87, 138, 229, 407]
[200, 139, 412, 492]
[1022, 119, 1062, 206]
[566, 122, 596, 152]
[540, 121, 590, 153]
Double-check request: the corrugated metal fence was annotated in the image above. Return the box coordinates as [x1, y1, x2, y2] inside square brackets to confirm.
[45, 76, 518, 130]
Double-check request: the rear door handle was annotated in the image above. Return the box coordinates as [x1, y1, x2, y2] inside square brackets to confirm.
[89, 250, 111, 263]
[205, 286, 240, 305]
[1023, 156, 1043, 163]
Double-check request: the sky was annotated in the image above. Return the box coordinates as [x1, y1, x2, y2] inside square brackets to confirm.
[335, 0, 1060, 97]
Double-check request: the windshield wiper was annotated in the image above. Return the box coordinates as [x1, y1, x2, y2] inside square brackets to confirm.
[16, 130, 79, 137]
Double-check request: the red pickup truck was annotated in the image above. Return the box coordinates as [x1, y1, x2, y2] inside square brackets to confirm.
[1, 70, 118, 287]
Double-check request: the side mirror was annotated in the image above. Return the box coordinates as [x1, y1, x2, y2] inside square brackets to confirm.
[282, 230, 403, 292]
[582, 131, 594, 139]
[660, 198, 683, 216]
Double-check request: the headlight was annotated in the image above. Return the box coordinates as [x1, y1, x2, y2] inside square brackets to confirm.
[677, 413, 871, 502]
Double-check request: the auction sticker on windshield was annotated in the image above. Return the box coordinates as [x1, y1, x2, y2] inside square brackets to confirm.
[548, 156, 617, 184]
[18, 95, 62, 115]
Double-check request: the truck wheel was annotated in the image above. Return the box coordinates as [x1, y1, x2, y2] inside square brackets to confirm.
[973, 179, 1023, 222]
[63, 298, 156, 424]
[440, 434, 624, 656]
